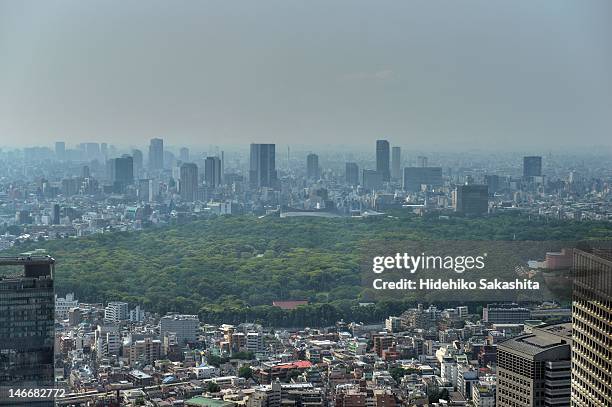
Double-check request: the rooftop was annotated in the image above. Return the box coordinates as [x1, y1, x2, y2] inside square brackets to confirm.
[184, 396, 234, 407]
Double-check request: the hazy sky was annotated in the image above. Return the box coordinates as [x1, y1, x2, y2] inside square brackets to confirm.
[1, 0, 611, 150]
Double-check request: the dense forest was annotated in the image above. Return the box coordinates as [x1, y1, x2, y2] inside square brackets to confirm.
[10, 212, 612, 326]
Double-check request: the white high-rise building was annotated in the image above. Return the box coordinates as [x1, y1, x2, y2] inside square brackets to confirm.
[104, 302, 129, 323]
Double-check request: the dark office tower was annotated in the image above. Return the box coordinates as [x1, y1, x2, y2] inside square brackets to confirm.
[496, 323, 572, 407]
[249, 144, 277, 189]
[109, 155, 134, 193]
[52, 204, 61, 225]
[403, 167, 443, 192]
[391, 146, 401, 180]
[523, 156, 542, 177]
[81, 165, 90, 178]
[306, 153, 320, 180]
[484, 175, 500, 196]
[180, 163, 199, 201]
[148, 138, 164, 170]
[100, 142, 108, 159]
[0, 254, 55, 391]
[204, 156, 222, 188]
[376, 140, 390, 182]
[55, 141, 65, 160]
[179, 147, 190, 163]
[345, 162, 359, 186]
[571, 249, 612, 406]
[362, 169, 383, 191]
[454, 184, 488, 216]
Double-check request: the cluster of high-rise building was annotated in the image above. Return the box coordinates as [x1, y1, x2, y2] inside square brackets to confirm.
[1, 138, 611, 252]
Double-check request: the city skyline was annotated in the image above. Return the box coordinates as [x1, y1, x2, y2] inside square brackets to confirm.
[1, 1, 611, 150]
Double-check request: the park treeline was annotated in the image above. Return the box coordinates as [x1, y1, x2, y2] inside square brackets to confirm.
[12, 212, 611, 326]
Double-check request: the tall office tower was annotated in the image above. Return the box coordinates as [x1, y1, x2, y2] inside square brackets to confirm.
[160, 314, 200, 345]
[179, 147, 190, 162]
[571, 249, 612, 406]
[138, 179, 153, 202]
[402, 167, 443, 192]
[100, 142, 108, 159]
[417, 156, 428, 167]
[376, 140, 391, 182]
[249, 143, 277, 189]
[345, 162, 359, 186]
[179, 163, 199, 201]
[496, 323, 572, 407]
[391, 146, 401, 180]
[484, 174, 500, 195]
[220, 151, 225, 184]
[204, 156, 222, 188]
[148, 138, 164, 170]
[0, 254, 55, 389]
[306, 153, 320, 180]
[362, 169, 383, 191]
[454, 184, 489, 216]
[55, 141, 66, 160]
[52, 203, 61, 225]
[132, 149, 143, 176]
[523, 156, 542, 177]
[109, 155, 134, 193]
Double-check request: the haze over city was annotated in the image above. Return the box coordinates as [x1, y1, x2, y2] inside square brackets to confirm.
[1, 0, 611, 150]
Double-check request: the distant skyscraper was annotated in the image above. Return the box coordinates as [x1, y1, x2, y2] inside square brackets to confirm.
[523, 156, 542, 177]
[249, 144, 277, 189]
[55, 141, 65, 160]
[362, 169, 383, 191]
[376, 140, 390, 182]
[52, 203, 61, 225]
[571, 248, 612, 406]
[0, 254, 55, 389]
[391, 146, 401, 180]
[138, 179, 153, 202]
[484, 174, 501, 195]
[83, 142, 100, 160]
[402, 167, 443, 192]
[204, 156, 222, 188]
[179, 147, 190, 162]
[417, 156, 428, 167]
[179, 163, 198, 201]
[345, 162, 359, 186]
[109, 155, 134, 193]
[454, 184, 488, 216]
[148, 138, 164, 170]
[306, 153, 320, 180]
[132, 149, 143, 176]
[496, 323, 572, 406]
[100, 142, 108, 159]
